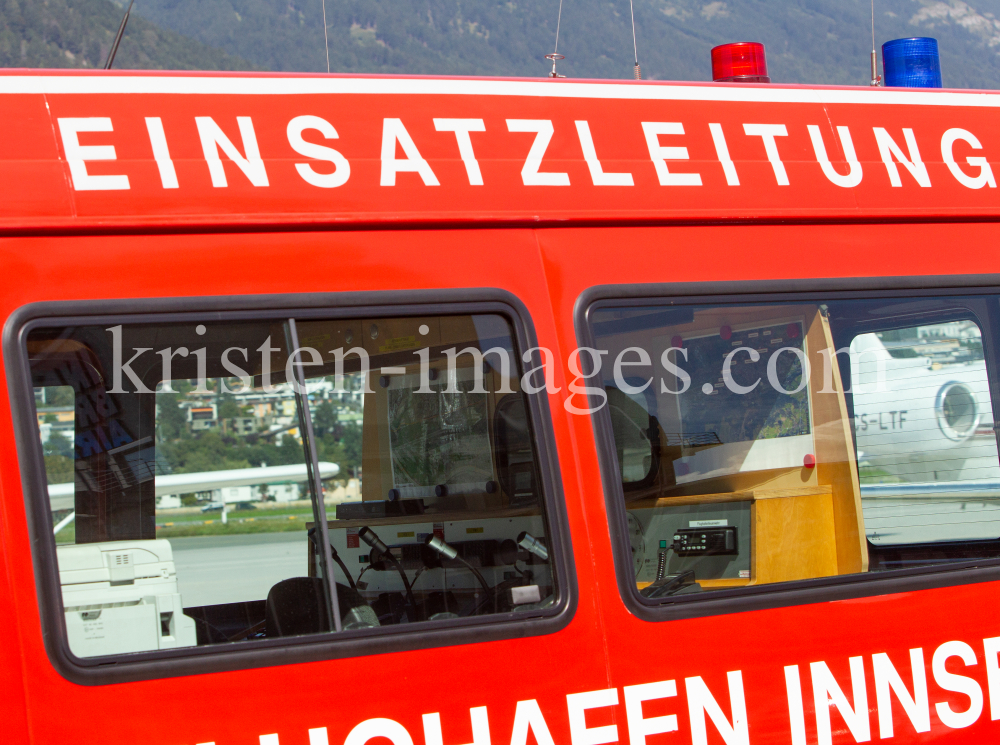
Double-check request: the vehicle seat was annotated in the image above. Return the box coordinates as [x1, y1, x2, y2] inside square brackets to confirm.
[265, 577, 329, 637]
[265, 577, 378, 636]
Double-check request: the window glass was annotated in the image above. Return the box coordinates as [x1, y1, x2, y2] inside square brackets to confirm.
[28, 311, 554, 659]
[589, 297, 1000, 600]
[850, 321, 1000, 567]
[295, 314, 553, 625]
[31, 320, 335, 656]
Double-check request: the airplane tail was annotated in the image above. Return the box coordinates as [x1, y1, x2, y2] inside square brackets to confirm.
[849, 332, 894, 392]
[849, 332, 894, 363]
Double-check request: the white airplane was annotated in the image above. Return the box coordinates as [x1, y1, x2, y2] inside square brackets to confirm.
[48, 461, 340, 534]
[850, 333, 1000, 545]
[850, 333, 997, 483]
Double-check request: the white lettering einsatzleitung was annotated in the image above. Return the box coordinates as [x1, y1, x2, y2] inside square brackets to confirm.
[43, 75, 1000, 196]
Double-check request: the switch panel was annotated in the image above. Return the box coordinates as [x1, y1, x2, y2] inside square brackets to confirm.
[673, 527, 738, 556]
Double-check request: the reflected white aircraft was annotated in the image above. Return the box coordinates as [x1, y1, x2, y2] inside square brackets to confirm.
[850, 334, 997, 483]
[48, 462, 340, 534]
[850, 334, 1000, 545]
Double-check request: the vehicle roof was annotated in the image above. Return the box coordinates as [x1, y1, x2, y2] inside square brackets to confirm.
[1, 69, 997, 232]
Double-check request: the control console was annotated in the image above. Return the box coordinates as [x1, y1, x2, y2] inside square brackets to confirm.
[672, 527, 738, 556]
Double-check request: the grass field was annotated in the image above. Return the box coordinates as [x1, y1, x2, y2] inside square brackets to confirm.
[54, 505, 318, 543]
[858, 466, 902, 484]
[155, 518, 310, 538]
[156, 505, 315, 537]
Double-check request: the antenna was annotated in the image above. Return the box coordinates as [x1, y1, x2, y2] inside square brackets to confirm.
[546, 0, 566, 78]
[321, 0, 330, 73]
[629, 0, 641, 79]
[105, 0, 135, 70]
[869, 0, 881, 86]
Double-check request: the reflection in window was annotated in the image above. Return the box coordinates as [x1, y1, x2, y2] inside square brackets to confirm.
[606, 388, 655, 485]
[297, 314, 553, 627]
[589, 297, 1000, 601]
[851, 321, 1000, 554]
[28, 311, 554, 659]
[386, 368, 495, 498]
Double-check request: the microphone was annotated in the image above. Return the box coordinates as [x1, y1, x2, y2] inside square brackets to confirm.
[360, 526, 418, 621]
[358, 526, 389, 556]
[423, 534, 492, 600]
[424, 534, 458, 560]
[517, 532, 549, 561]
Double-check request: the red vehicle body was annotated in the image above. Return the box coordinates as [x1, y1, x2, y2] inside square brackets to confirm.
[2, 70, 1000, 745]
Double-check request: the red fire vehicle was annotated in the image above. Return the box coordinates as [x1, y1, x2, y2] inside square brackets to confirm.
[2, 68, 1000, 745]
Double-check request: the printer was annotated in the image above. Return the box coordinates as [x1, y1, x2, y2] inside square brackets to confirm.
[56, 539, 197, 658]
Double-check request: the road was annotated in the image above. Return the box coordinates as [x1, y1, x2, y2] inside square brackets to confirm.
[170, 531, 311, 608]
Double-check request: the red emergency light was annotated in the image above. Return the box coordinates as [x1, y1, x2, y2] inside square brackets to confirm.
[711, 42, 770, 83]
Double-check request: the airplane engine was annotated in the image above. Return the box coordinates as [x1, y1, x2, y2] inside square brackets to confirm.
[935, 381, 980, 443]
[850, 341, 997, 483]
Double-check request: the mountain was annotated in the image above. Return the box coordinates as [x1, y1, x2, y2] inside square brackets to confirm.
[0, 0, 254, 70]
[5, 0, 1000, 89]
[127, 0, 1000, 87]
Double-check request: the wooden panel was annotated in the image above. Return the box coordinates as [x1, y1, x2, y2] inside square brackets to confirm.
[697, 578, 751, 589]
[629, 491, 755, 508]
[630, 485, 831, 509]
[806, 310, 869, 574]
[646, 465, 819, 502]
[635, 578, 750, 591]
[751, 492, 839, 584]
[753, 486, 834, 500]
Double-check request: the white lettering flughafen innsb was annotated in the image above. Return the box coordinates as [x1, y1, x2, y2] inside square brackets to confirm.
[200, 634, 1000, 745]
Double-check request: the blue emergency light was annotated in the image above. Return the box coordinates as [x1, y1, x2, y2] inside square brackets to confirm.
[882, 37, 942, 88]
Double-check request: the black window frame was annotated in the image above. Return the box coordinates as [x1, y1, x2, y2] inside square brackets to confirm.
[6, 288, 576, 685]
[576, 275, 1000, 623]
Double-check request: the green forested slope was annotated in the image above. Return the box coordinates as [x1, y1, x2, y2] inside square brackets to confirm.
[0, 0, 254, 70]
[4, 0, 1000, 89]
[130, 0, 1000, 87]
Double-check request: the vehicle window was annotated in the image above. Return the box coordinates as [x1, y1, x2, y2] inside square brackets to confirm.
[295, 314, 552, 625]
[28, 311, 554, 661]
[587, 296, 1000, 602]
